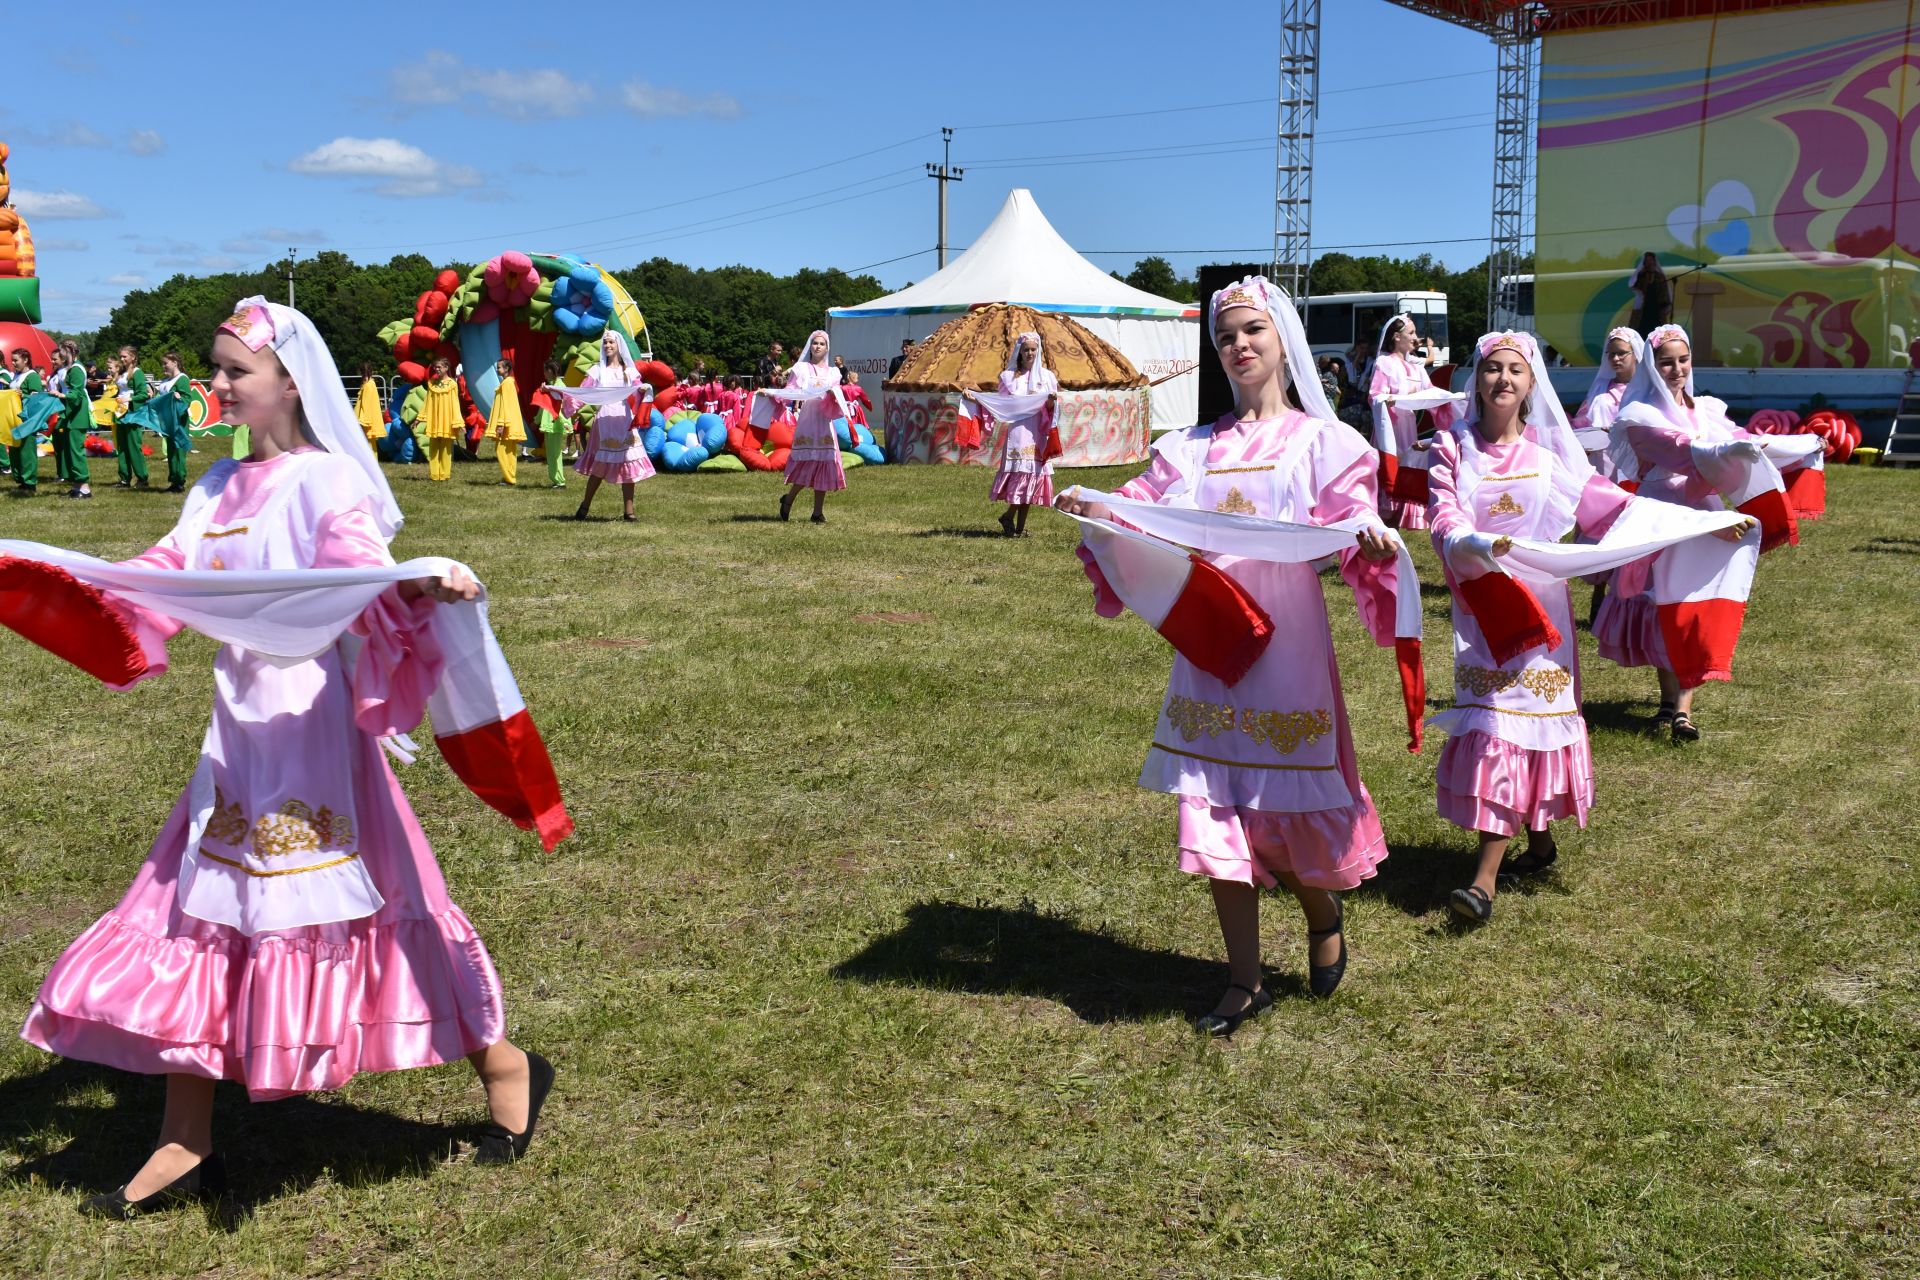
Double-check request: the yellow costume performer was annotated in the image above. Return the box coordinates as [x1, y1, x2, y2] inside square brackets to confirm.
[422, 375, 461, 481]
[488, 375, 526, 485]
[354, 379, 385, 450]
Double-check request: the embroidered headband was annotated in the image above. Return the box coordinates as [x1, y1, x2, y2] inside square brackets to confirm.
[219, 303, 284, 353]
[1209, 276, 1274, 329]
[1475, 330, 1537, 363]
[1605, 325, 1640, 349]
[1646, 323, 1689, 351]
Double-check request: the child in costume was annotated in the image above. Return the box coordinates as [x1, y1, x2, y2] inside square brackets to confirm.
[563, 331, 653, 522]
[7, 348, 43, 493]
[530, 357, 569, 489]
[8, 298, 565, 1218]
[116, 351, 194, 493]
[1424, 329, 1752, 922]
[53, 342, 94, 498]
[354, 363, 386, 450]
[1368, 315, 1455, 530]
[964, 331, 1059, 537]
[777, 330, 846, 524]
[1056, 277, 1415, 1033]
[422, 357, 461, 482]
[1592, 324, 1793, 741]
[487, 359, 525, 487]
[115, 346, 153, 489]
[0, 359, 17, 479]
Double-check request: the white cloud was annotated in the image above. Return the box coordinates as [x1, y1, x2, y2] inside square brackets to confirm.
[391, 50, 593, 119]
[33, 238, 90, 252]
[289, 136, 482, 198]
[621, 81, 743, 120]
[8, 122, 161, 154]
[11, 189, 112, 219]
[104, 272, 147, 286]
[127, 129, 164, 156]
[220, 226, 331, 254]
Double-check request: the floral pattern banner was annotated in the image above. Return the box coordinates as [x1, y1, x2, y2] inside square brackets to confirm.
[1535, 1, 1920, 368]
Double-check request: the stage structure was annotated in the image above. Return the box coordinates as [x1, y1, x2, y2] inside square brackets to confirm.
[1391, 0, 1917, 378]
[1272, 1, 1323, 300]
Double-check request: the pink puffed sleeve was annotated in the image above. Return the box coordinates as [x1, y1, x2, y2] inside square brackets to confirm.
[1113, 446, 1181, 503]
[1623, 419, 1699, 475]
[1311, 437, 1399, 647]
[103, 532, 190, 683]
[1424, 433, 1482, 580]
[1574, 473, 1634, 539]
[1368, 360, 1395, 401]
[312, 500, 446, 736]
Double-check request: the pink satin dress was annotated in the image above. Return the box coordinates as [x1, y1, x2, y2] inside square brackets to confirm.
[987, 368, 1057, 506]
[782, 361, 847, 492]
[1427, 432, 1631, 836]
[1112, 411, 1402, 890]
[21, 450, 505, 1100]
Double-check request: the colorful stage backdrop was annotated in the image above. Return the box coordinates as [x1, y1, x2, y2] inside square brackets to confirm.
[1536, 0, 1919, 367]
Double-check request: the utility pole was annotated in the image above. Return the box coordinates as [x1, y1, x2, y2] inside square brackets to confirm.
[286, 247, 296, 309]
[926, 128, 964, 269]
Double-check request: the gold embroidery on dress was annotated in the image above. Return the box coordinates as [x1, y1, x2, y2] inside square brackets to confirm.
[1164, 696, 1332, 756]
[1214, 485, 1257, 515]
[251, 800, 356, 857]
[1166, 695, 1236, 742]
[1487, 491, 1524, 516]
[1239, 707, 1333, 754]
[204, 786, 248, 845]
[1456, 663, 1572, 702]
[201, 526, 250, 540]
[1205, 464, 1275, 476]
[199, 846, 361, 877]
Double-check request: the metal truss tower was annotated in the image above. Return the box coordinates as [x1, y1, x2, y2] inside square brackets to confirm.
[1272, 0, 1322, 300]
[1487, 5, 1542, 331]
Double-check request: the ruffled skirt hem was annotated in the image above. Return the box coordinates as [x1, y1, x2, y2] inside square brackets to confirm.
[574, 453, 654, 483]
[1174, 791, 1388, 890]
[784, 458, 846, 491]
[1592, 588, 1667, 670]
[989, 472, 1054, 505]
[1434, 729, 1592, 836]
[20, 905, 505, 1101]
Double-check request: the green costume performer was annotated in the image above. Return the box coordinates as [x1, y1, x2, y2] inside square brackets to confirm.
[532, 388, 568, 488]
[9, 368, 46, 491]
[54, 363, 92, 491]
[115, 366, 152, 486]
[119, 372, 193, 491]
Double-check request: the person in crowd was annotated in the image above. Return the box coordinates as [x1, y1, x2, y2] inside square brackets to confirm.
[14, 298, 559, 1219]
[1631, 252, 1672, 337]
[565, 331, 654, 522]
[488, 359, 526, 486]
[888, 337, 914, 381]
[421, 357, 461, 482]
[1055, 277, 1410, 1032]
[115, 346, 153, 489]
[778, 330, 846, 524]
[963, 331, 1058, 537]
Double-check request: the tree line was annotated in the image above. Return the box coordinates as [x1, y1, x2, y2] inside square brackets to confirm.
[80, 248, 1514, 379]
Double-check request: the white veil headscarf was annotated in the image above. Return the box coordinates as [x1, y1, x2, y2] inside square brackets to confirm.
[1206, 275, 1338, 424]
[799, 329, 831, 369]
[1003, 331, 1055, 392]
[1582, 325, 1646, 409]
[1453, 329, 1594, 541]
[218, 295, 402, 537]
[1617, 322, 1698, 429]
[591, 329, 641, 383]
[1375, 313, 1416, 374]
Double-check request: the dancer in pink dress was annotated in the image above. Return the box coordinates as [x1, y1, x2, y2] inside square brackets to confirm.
[964, 331, 1059, 537]
[1571, 327, 1644, 483]
[1592, 323, 1789, 741]
[568, 330, 655, 523]
[1368, 314, 1455, 530]
[1057, 277, 1407, 1032]
[1423, 330, 1749, 922]
[779, 330, 847, 524]
[13, 299, 558, 1218]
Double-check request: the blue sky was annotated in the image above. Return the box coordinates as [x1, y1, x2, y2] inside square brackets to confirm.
[3, 1, 1497, 331]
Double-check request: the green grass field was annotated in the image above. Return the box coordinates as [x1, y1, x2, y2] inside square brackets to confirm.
[1, 452, 1915, 1278]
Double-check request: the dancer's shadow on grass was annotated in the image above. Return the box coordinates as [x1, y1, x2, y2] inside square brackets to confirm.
[913, 528, 1010, 539]
[726, 514, 787, 523]
[831, 899, 1301, 1023]
[1582, 697, 1659, 739]
[0, 1058, 468, 1229]
[1852, 537, 1920, 556]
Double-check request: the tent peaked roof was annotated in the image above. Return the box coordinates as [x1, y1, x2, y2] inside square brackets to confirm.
[828, 189, 1199, 320]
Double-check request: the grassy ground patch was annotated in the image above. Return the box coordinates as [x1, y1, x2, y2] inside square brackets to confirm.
[1, 453, 1916, 1277]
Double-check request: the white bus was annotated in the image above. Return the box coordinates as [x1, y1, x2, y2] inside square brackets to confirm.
[1493, 274, 1534, 333]
[1301, 290, 1450, 366]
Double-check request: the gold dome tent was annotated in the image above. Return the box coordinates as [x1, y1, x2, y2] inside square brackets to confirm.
[880, 304, 1150, 467]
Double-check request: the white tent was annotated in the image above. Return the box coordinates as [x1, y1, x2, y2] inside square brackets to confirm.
[827, 189, 1200, 429]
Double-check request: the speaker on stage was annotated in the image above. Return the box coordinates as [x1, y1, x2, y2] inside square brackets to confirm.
[1194, 263, 1270, 423]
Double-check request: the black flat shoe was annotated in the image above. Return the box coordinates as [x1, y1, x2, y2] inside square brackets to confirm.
[476, 1051, 555, 1165]
[1449, 884, 1494, 924]
[572, 503, 590, 522]
[998, 510, 1016, 536]
[1504, 843, 1558, 877]
[1307, 896, 1347, 997]
[1670, 711, 1701, 743]
[809, 512, 826, 524]
[80, 1152, 225, 1220]
[778, 493, 793, 522]
[1194, 982, 1272, 1038]
[1651, 702, 1677, 732]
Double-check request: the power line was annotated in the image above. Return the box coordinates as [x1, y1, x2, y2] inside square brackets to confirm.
[954, 68, 1491, 131]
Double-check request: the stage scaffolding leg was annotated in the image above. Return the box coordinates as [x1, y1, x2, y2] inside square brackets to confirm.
[1488, 6, 1540, 333]
[1273, 0, 1321, 301]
